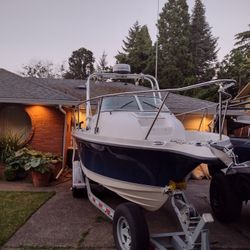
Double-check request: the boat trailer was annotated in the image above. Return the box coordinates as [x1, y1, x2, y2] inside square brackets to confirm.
[72, 160, 213, 250]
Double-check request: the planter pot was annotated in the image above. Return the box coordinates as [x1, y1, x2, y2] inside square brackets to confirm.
[4, 168, 18, 181]
[3, 166, 28, 181]
[31, 171, 51, 187]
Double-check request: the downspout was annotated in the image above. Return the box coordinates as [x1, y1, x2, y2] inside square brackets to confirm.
[56, 105, 67, 179]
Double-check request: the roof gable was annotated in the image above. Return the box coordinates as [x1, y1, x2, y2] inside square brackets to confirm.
[235, 82, 250, 99]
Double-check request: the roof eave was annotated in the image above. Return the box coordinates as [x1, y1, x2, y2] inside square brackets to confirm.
[0, 98, 80, 106]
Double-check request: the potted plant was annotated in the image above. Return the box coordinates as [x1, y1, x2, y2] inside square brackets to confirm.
[6, 148, 61, 186]
[24, 154, 52, 187]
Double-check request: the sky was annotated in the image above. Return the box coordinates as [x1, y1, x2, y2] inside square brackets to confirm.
[0, 0, 249, 74]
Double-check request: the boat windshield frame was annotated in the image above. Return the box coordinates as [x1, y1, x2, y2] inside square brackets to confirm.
[100, 95, 170, 113]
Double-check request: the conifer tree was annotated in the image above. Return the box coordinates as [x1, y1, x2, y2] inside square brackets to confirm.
[190, 0, 218, 82]
[234, 24, 250, 57]
[115, 21, 141, 64]
[218, 50, 250, 93]
[218, 26, 250, 94]
[128, 25, 154, 73]
[115, 22, 154, 74]
[157, 0, 194, 88]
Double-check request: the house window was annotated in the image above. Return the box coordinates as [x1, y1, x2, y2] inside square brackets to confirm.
[0, 105, 33, 143]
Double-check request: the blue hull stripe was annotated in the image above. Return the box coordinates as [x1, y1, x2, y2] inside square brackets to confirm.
[77, 140, 217, 187]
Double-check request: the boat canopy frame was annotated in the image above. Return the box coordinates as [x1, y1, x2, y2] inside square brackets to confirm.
[75, 71, 236, 141]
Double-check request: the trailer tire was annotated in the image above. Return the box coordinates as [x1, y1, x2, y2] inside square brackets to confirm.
[208, 164, 223, 177]
[210, 173, 242, 222]
[113, 202, 149, 250]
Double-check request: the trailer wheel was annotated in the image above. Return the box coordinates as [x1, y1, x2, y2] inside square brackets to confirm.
[113, 202, 149, 250]
[207, 164, 223, 177]
[210, 173, 242, 222]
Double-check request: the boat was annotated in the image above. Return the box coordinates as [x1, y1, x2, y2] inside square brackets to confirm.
[72, 64, 240, 212]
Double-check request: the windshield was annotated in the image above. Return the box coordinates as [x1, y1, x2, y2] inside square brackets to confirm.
[138, 96, 169, 112]
[101, 95, 169, 112]
[101, 96, 139, 111]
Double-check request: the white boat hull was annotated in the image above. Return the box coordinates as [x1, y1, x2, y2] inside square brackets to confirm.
[81, 163, 169, 211]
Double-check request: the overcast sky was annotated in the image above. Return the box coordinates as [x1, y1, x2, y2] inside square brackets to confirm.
[0, 0, 249, 73]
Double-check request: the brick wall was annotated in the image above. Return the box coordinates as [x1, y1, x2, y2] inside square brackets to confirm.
[25, 105, 64, 155]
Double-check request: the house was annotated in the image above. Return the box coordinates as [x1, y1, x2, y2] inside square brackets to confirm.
[228, 82, 250, 137]
[0, 69, 79, 170]
[0, 68, 241, 169]
[235, 82, 250, 107]
[28, 77, 221, 132]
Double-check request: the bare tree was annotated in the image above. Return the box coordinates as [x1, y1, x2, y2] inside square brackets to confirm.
[20, 59, 67, 78]
[96, 51, 111, 72]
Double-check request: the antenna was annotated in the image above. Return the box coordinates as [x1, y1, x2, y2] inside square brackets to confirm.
[155, 0, 160, 80]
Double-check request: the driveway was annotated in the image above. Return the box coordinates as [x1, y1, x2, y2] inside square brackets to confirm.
[1, 179, 250, 249]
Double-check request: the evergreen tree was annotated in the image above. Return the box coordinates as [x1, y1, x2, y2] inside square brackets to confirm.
[115, 21, 141, 64]
[234, 24, 250, 56]
[217, 25, 250, 97]
[64, 47, 95, 79]
[190, 0, 218, 82]
[115, 22, 154, 74]
[157, 0, 194, 88]
[218, 50, 250, 94]
[128, 25, 154, 74]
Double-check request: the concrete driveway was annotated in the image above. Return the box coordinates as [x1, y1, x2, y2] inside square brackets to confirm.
[1, 179, 250, 249]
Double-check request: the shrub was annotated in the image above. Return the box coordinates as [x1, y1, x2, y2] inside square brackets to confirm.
[6, 148, 62, 174]
[0, 133, 24, 163]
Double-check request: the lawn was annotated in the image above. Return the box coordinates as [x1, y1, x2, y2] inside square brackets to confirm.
[0, 191, 55, 247]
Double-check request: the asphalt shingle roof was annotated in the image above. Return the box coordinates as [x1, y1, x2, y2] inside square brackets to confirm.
[29, 76, 218, 114]
[0, 69, 240, 115]
[0, 69, 79, 105]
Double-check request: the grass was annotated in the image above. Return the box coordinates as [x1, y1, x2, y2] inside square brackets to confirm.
[0, 191, 55, 247]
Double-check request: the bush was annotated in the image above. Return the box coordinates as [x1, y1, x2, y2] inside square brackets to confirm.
[0, 133, 24, 163]
[6, 148, 62, 174]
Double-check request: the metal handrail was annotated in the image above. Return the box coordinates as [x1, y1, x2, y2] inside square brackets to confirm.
[198, 108, 208, 131]
[76, 73, 236, 140]
[79, 79, 236, 108]
[94, 97, 103, 134]
[145, 92, 170, 140]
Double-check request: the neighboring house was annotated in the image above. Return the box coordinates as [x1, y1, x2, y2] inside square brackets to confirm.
[229, 82, 250, 137]
[0, 68, 242, 168]
[234, 82, 250, 109]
